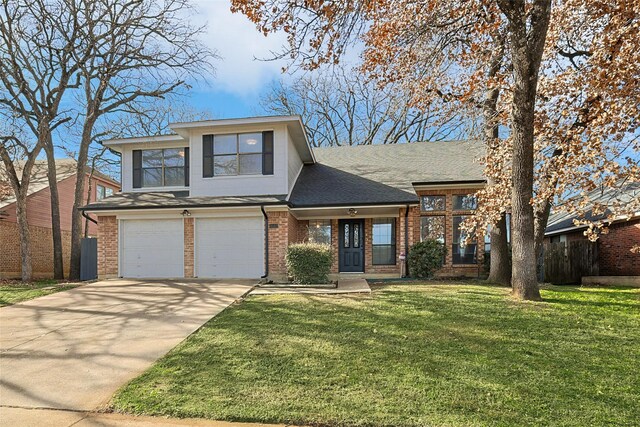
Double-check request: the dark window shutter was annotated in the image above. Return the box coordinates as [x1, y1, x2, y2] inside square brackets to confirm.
[262, 131, 274, 175]
[184, 147, 190, 186]
[203, 135, 213, 177]
[132, 149, 142, 188]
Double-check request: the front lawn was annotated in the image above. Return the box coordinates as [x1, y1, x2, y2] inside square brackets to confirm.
[112, 283, 640, 426]
[0, 279, 81, 306]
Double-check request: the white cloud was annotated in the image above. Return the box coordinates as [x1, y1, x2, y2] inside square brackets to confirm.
[191, 0, 289, 97]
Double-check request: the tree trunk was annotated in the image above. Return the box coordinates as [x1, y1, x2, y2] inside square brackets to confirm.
[69, 119, 94, 281]
[15, 192, 33, 282]
[42, 135, 64, 279]
[488, 213, 511, 285]
[482, 39, 511, 286]
[503, 0, 551, 301]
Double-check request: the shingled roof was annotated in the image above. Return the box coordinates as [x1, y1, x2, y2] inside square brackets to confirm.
[545, 182, 640, 234]
[288, 140, 485, 207]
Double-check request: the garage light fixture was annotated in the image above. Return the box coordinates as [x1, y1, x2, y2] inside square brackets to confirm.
[181, 209, 191, 217]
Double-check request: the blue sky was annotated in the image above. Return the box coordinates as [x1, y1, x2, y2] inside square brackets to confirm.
[183, 0, 292, 118]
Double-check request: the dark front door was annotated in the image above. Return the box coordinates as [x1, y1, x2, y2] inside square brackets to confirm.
[339, 219, 364, 272]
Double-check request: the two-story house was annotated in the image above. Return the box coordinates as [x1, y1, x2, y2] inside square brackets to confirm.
[81, 115, 486, 281]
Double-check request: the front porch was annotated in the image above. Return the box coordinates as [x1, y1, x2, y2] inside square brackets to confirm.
[266, 196, 486, 282]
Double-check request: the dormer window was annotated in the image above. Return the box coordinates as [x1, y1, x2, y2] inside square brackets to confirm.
[203, 131, 274, 177]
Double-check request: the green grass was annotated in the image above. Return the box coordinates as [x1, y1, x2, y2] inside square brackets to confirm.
[0, 279, 81, 306]
[111, 283, 640, 426]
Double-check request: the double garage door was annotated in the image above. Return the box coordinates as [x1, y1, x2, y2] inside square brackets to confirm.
[120, 217, 264, 279]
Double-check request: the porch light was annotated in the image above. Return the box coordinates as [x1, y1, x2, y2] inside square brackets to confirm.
[348, 208, 358, 217]
[181, 209, 191, 217]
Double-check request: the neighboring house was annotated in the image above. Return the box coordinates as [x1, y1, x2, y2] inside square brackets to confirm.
[544, 183, 640, 276]
[81, 115, 487, 280]
[0, 159, 120, 279]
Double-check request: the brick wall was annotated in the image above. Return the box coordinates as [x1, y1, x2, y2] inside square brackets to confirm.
[183, 217, 194, 278]
[599, 219, 640, 276]
[0, 221, 72, 279]
[415, 188, 484, 277]
[97, 215, 118, 278]
[267, 211, 289, 279]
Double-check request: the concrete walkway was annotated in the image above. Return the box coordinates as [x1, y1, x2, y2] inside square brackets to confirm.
[250, 278, 370, 295]
[1, 407, 287, 427]
[0, 279, 254, 418]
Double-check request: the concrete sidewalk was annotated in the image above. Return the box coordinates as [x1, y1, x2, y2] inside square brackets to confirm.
[0, 279, 254, 416]
[250, 278, 371, 295]
[1, 407, 288, 427]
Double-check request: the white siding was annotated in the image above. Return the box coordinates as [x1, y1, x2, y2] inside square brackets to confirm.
[287, 128, 303, 194]
[189, 123, 289, 197]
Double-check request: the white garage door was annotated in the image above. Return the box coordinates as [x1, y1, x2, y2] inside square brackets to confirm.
[196, 217, 264, 279]
[121, 219, 184, 278]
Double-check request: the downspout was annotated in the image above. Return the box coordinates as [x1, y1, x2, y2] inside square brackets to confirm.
[261, 205, 269, 279]
[81, 209, 98, 226]
[403, 205, 409, 277]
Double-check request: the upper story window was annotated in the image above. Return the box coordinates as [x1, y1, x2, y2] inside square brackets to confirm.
[452, 194, 477, 210]
[132, 147, 189, 189]
[203, 131, 274, 177]
[96, 184, 113, 200]
[421, 195, 445, 211]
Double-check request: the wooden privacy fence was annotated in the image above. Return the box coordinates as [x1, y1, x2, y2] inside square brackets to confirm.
[541, 241, 599, 284]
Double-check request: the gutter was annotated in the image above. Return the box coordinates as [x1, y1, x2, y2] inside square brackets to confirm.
[82, 209, 98, 225]
[260, 205, 269, 279]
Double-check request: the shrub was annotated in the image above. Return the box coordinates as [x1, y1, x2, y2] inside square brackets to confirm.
[408, 240, 446, 278]
[286, 243, 333, 284]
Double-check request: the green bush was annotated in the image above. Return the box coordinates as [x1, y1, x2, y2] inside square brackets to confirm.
[285, 243, 333, 284]
[408, 240, 446, 278]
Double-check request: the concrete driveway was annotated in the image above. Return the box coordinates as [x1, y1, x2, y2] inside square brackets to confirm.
[0, 279, 254, 415]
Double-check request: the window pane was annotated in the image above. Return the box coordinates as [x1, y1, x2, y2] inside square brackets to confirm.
[353, 224, 360, 248]
[164, 167, 185, 186]
[373, 218, 394, 245]
[214, 155, 238, 176]
[96, 185, 106, 200]
[142, 168, 162, 187]
[105, 187, 113, 197]
[309, 220, 331, 245]
[453, 194, 477, 210]
[373, 246, 395, 265]
[421, 216, 445, 243]
[239, 133, 263, 153]
[343, 224, 349, 247]
[142, 150, 163, 168]
[214, 134, 237, 155]
[163, 148, 185, 167]
[421, 195, 445, 211]
[239, 153, 262, 175]
[452, 215, 477, 264]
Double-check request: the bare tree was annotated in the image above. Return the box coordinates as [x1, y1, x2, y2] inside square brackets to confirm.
[261, 66, 471, 147]
[0, 0, 85, 280]
[65, 0, 216, 280]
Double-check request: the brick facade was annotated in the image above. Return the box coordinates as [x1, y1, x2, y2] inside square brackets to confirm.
[0, 221, 72, 279]
[97, 216, 118, 278]
[183, 217, 194, 278]
[266, 211, 290, 279]
[599, 219, 640, 275]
